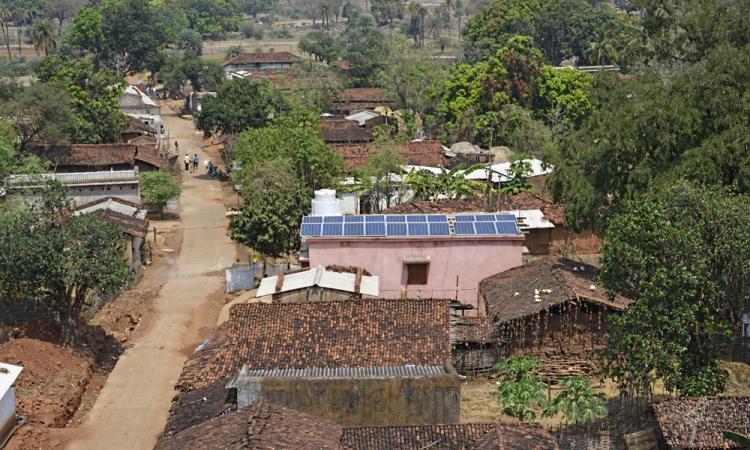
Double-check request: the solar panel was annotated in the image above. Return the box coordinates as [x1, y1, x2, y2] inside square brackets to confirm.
[475, 214, 495, 222]
[427, 215, 448, 223]
[365, 222, 386, 236]
[495, 214, 516, 222]
[344, 223, 364, 236]
[302, 216, 322, 224]
[323, 216, 344, 223]
[365, 215, 385, 222]
[454, 222, 476, 235]
[429, 222, 450, 236]
[407, 215, 427, 223]
[387, 223, 408, 236]
[322, 223, 343, 236]
[454, 215, 474, 222]
[408, 223, 429, 236]
[300, 223, 321, 236]
[386, 215, 406, 222]
[475, 221, 497, 235]
[344, 216, 364, 223]
[496, 221, 518, 235]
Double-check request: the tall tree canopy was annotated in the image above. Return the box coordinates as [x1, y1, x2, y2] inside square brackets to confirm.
[600, 184, 750, 397]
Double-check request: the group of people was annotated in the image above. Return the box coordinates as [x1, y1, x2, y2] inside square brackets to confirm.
[183, 153, 200, 173]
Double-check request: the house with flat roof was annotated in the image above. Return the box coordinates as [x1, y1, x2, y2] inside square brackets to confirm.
[175, 298, 459, 426]
[5, 169, 141, 205]
[301, 213, 525, 306]
[157, 397, 559, 450]
[0, 363, 22, 444]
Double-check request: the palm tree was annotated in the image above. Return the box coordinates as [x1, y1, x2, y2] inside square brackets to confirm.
[442, 0, 452, 38]
[407, 2, 428, 48]
[30, 19, 57, 56]
[0, 5, 11, 59]
[587, 27, 619, 65]
[454, 0, 464, 40]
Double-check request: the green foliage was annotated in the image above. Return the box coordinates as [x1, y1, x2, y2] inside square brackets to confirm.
[196, 79, 287, 136]
[0, 121, 47, 176]
[3, 82, 73, 149]
[599, 184, 750, 396]
[405, 164, 484, 201]
[289, 62, 344, 113]
[544, 377, 607, 425]
[534, 66, 592, 132]
[241, 22, 264, 39]
[0, 185, 133, 342]
[224, 44, 243, 59]
[356, 146, 406, 213]
[179, 0, 241, 37]
[497, 159, 532, 195]
[177, 29, 203, 55]
[370, 0, 403, 25]
[229, 159, 311, 259]
[29, 19, 57, 56]
[232, 108, 343, 190]
[722, 431, 750, 448]
[298, 30, 339, 64]
[241, 0, 275, 18]
[495, 356, 547, 421]
[35, 56, 126, 144]
[140, 171, 181, 213]
[340, 15, 389, 87]
[162, 52, 225, 93]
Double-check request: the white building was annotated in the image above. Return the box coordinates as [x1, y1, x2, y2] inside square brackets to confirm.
[5, 170, 141, 206]
[0, 363, 22, 444]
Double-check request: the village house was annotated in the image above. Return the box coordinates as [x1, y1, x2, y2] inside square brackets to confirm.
[301, 213, 525, 306]
[0, 363, 22, 446]
[221, 51, 302, 74]
[321, 118, 375, 145]
[478, 258, 631, 378]
[255, 265, 379, 302]
[333, 88, 396, 115]
[652, 397, 750, 449]
[75, 197, 149, 273]
[156, 397, 559, 450]
[335, 140, 446, 173]
[345, 109, 385, 128]
[5, 169, 141, 206]
[31, 144, 166, 173]
[120, 116, 156, 142]
[174, 298, 459, 426]
[384, 193, 602, 257]
[118, 85, 161, 117]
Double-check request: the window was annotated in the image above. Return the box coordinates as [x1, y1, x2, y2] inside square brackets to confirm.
[743, 314, 750, 338]
[406, 263, 429, 285]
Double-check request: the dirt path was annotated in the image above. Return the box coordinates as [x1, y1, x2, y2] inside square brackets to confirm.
[66, 112, 236, 450]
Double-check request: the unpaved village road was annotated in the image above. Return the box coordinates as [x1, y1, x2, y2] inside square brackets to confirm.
[67, 112, 237, 450]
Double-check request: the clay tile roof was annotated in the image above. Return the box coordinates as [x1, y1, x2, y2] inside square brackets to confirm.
[177, 298, 451, 391]
[94, 209, 149, 238]
[383, 193, 566, 225]
[454, 316, 496, 344]
[133, 145, 165, 169]
[335, 88, 392, 103]
[480, 258, 631, 323]
[222, 51, 301, 66]
[154, 398, 343, 450]
[75, 196, 142, 210]
[653, 397, 750, 449]
[340, 423, 558, 450]
[336, 141, 445, 171]
[32, 144, 137, 168]
[321, 121, 374, 144]
[162, 380, 236, 437]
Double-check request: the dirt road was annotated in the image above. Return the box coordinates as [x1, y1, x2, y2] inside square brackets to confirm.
[67, 112, 236, 450]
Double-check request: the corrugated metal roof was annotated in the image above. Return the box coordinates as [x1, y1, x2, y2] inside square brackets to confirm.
[75, 198, 141, 217]
[504, 209, 555, 230]
[0, 362, 23, 397]
[256, 266, 379, 297]
[227, 365, 446, 389]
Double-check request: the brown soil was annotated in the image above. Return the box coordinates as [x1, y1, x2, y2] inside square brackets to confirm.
[0, 339, 92, 427]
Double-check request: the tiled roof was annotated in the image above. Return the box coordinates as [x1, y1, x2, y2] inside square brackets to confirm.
[321, 119, 374, 144]
[222, 51, 301, 66]
[384, 193, 565, 226]
[653, 397, 750, 449]
[177, 298, 451, 391]
[154, 398, 343, 450]
[480, 258, 631, 323]
[336, 141, 445, 171]
[94, 209, 149, 238]
[341, 423, 559, 450]
[133, 145, 165, 169]
[162, 380, 235, 437]
[335, 88, 392, 103]
[32, 144, 136, 168]
[454, 316, 496, 344]
[75, 196, 142, 210]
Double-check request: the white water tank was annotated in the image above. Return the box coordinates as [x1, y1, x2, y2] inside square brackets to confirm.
[311, 189, 342, 216]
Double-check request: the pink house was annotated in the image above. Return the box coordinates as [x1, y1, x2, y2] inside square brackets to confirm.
[301, 214, 525, 308]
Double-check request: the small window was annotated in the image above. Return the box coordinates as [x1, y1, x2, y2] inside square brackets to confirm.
[406, 263, 429, 285]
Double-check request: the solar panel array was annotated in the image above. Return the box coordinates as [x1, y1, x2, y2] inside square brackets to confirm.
[301, 214, 519, 238]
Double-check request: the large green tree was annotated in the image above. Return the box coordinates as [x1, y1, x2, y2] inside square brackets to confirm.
[179, 0, 241, 37]
[3, 82, 74, 149]
[339, 15, 389, 87]
[599, 184, 750, 396]
[140, 171, 181, 218]
[196, 79, 287, 137]
[0, 186, 133, 343]
[229, 159, 311, 263]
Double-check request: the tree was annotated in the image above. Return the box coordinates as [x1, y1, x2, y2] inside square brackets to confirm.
[232, 108, 343, 190]
[298, 30, 339, 64]
[0, 121, 47, 177]
[405, 163, 483, 201]
[544, 377, 607, 425]
[4, 82, 74, 149]
[370, 0, 402, 25]
[496, 159, 532, 195]
[241, 0, 275, 18]
[495, 356, 548, 421]
[289, 62, 344, 113]
[196, 79, 287, 137]
[224, 44, 243, 59]
[29, 19, 57, 55]
[534, 66, 593, 132]
[599, 184, 750, 397]
[0, 185, 133, 343]
[229, 159, 311, 264]
[179, 0, 241, 37]
[339, 15, 388, 87]
[357, 145, 406, 212]
[35, 56, 126, 144]
[45, 0, 85, 29]
[140, 171, 181, 218]
[177, 29, 203, 55]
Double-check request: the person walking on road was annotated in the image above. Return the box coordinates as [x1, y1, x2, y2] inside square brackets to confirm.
[175, 141, 179, 153]
[193, 154, 199, 172]
[184, 154, 190, 171]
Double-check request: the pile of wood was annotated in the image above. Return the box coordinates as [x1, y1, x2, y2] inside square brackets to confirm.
[533, 355, 594, 381]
